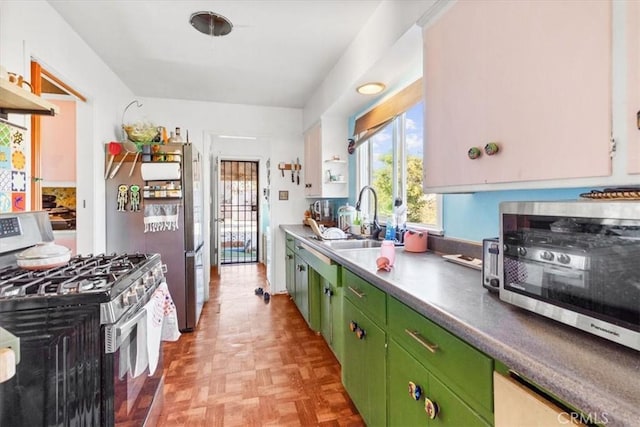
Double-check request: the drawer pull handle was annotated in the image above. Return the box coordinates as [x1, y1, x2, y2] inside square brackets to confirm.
[424, 397, 439, 419]
[348, 286, 365, 298]
[405, 329, 438, 353]
[349, 321, 358, 332]
[408, 381, 422, 401]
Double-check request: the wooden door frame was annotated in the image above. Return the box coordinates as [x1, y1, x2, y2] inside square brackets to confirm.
[29, 61, 86, 210]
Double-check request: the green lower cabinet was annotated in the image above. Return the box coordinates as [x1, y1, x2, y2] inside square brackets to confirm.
[307, 268, 321, 332]
[388, 339, 490, 427]
[294, 254, 309, 323]
[343, 298, 386, 426]
[319, 276, 343, 363]
[285, 248, 295, 295]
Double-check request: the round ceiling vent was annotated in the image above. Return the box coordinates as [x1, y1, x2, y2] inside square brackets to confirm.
[190, 11, 233, 37]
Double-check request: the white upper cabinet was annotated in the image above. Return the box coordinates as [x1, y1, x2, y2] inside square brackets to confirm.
[626, 1, 640, 174]
[303, 117, 348, 198]
[423, 0, 612, 192]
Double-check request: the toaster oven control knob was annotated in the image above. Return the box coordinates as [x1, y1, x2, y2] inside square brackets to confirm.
[540, 251, 554, 261]
[557, 253, 571, 264]
[517, 247, 527, 256]
[489, 278, 500, 288]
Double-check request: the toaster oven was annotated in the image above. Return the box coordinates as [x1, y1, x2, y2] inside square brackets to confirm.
[499, 200, 640, 351]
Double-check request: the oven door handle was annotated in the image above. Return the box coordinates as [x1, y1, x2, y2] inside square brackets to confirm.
[105, 308, 147, 354]
[545, 266, 584, 280]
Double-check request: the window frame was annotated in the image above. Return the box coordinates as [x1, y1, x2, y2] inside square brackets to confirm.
[355, 103, 443, 235]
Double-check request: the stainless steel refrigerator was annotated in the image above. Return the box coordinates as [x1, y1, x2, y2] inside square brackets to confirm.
[106, 142, 205, 331]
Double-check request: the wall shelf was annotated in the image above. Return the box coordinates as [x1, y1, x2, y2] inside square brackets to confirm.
[0, 79, 59, 118]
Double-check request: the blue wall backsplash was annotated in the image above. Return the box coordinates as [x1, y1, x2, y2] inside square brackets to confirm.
[443, 188, 593, 242]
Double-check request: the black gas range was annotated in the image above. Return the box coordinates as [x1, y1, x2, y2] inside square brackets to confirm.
[0, 211, 167, 426]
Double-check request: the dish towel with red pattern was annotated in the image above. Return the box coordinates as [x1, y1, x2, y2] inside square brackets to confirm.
[145, 281, 181, 375]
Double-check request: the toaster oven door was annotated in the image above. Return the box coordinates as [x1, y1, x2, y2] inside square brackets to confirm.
[503, 256, 588, 298]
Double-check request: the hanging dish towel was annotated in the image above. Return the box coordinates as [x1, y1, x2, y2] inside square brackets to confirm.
[145, 281, 181, 376]
[157, 281, 181, 342]
[144, 204, 179, 232]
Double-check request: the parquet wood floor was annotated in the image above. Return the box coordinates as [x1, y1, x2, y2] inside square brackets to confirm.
[156, 263, 364, 427]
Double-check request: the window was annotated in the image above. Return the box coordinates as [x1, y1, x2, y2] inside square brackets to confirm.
[356, 100, 442, 233]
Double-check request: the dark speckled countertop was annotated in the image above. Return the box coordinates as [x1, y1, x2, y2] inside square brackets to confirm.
[281, 224, 640, 427]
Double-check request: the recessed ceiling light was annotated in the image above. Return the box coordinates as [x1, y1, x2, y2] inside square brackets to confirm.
[190, 11, 233, 37]
[356, 82, 386, 95]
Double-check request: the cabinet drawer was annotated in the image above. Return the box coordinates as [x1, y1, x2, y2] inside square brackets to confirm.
[295, 242, 339, 285]
[343, 269, 386, 326]
[388, 296, 493, 420]
[388, 339, 490, 427]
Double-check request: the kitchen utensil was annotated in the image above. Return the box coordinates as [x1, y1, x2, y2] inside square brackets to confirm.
[16, 241, 71, 270]
[110, 139, 137, 179]
[109, 151, 129, 179]
[296, 157, 300, 185]
[291, 160, 295, 182]
[122, 140, 140, 177]
[307, 218, 324, 239]
[105, 142, 122, 179]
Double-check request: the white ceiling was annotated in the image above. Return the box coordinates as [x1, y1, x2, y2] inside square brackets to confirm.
[48, 0, 387, 110]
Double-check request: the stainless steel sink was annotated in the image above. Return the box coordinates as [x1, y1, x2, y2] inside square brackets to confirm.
[321, 239, 384, 250]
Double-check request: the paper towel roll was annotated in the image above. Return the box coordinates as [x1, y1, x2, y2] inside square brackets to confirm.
[141, 162, 181, 181]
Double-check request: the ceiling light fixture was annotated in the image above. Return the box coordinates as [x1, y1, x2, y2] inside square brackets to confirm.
[190, 11, 233, 37]
[356, 82, 386, 95]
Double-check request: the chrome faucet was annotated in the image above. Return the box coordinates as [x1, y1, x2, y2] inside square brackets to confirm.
[355, 185, 382, 240]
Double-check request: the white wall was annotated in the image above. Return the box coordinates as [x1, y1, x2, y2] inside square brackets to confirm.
[137, 97, 305, 293]
[303, 0, 436, 129]
[0, 0, 135, 254]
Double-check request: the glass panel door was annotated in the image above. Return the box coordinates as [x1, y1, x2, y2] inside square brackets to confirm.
[220, 160, 259, 264]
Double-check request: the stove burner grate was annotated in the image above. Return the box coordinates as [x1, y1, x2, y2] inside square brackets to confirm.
[0, 253, 153, 298]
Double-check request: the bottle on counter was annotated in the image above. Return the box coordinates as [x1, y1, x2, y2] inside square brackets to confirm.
[379, 240, 395, 266]
[384, 217, 396, 241]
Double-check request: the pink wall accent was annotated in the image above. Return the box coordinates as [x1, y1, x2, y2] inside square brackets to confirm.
[40, 99, 77, 182]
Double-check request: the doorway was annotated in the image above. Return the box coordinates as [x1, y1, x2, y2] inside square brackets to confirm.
[219, 160, 259, 264]
[30, 61, 87, 254]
